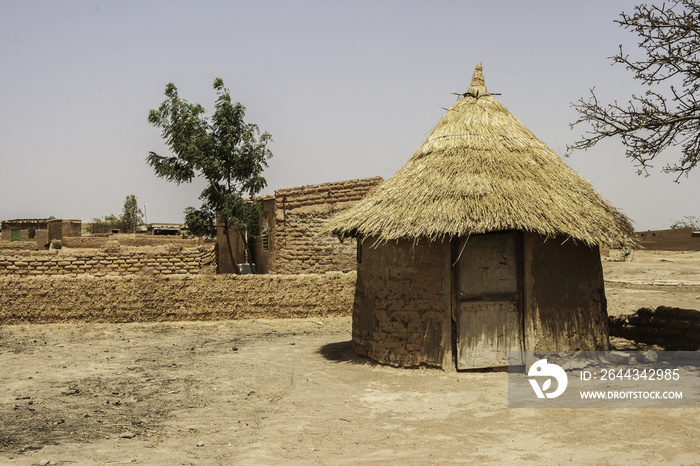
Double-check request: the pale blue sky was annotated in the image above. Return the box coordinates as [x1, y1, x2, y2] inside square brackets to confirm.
[1, 0, 697, 230]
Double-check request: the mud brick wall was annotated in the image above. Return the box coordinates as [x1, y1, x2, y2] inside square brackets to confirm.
[62, 235, 201, 248]
[352, 238, 451, 368]
[272, 177, 382, 274]
[609, 306, 700, 350]
[0, 241, 40, 252]
[0, 247, 215, 277]
[0, 271, 356, 324]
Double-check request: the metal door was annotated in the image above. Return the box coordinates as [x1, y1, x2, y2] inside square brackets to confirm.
[10, 229, 20, 242]
[456, 232, 523, 369]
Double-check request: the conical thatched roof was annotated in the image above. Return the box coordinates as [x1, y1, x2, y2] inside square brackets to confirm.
[326, 65, 637, 248]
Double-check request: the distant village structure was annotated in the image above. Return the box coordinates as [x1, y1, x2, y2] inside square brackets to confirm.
[636, 227, 700, 251]
[326, 65, 638, 370]
[218, 177, 383, 274]
[139, 223, 186, 236]
[0, 178, 381, 275]
[1, 219, 81, 247]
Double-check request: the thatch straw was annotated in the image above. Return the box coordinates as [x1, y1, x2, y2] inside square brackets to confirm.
[326, 65, 638, 248]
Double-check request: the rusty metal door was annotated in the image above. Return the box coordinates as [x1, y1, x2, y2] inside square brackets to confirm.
[456, 232, 523, 369]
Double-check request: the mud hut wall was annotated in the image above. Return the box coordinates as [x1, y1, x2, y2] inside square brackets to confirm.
[522, 233, 609, 352]
[0, 248, 215, 277]
[35, 230, 50, 247]
[352, 238, 451, 368]
[47, 220, 64, 243]
[0, 271, 356, 324]
[60, 220, 83, 238]
[272, 177, 383, 274]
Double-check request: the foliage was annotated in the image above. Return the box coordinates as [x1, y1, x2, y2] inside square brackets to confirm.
[670, 215, 700, 229]
[568, 0, 700, 180]
[87, 195, 143, 234]
[87, 214, 121, 234]
[120, 194, 144, 233]
[147, 78, 272, 270]
[184, 206, 216, 238]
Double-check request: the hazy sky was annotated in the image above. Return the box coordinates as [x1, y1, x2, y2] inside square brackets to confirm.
[1, 0, 697, 230]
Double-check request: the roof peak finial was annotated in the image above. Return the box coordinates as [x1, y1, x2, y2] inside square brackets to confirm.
[469, 63, 486, 92]
[452, 64, 500, 100]
[466, 63, 489, 99]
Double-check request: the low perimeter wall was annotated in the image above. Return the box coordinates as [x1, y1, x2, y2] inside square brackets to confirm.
[609, 306, 700, 350]
[62, 235, 202, 248]
[0, 247, 215, 277]
[0, 272, 356, 324]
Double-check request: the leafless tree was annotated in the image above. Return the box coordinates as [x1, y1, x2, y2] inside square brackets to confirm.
[568, 0, 700, 181]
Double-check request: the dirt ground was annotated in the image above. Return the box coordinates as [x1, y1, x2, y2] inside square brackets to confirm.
[604, 250, 700, 316]
[1, 250, 699, 465]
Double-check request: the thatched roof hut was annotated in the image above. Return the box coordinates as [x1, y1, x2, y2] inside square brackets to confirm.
[327, 65, 637, 370]
[327, 65, 636, 248]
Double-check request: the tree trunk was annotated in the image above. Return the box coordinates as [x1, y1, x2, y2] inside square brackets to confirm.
[243, 231, 257, 274]
[224, 220, 241, 274]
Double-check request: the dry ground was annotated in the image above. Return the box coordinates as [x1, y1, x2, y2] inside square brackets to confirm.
[604, 249, 700, 316]
[1, 250, 699, 465]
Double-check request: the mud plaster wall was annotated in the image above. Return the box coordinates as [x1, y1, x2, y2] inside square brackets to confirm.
[272, 177, 383, 274]
[352, 238, 451, 369]
[0, 247, 215, 277]
[0, 272, 356, 324]
[523, 233, 609, 352]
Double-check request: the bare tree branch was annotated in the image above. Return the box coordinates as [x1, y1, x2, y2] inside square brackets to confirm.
[568, 0, 700, 181]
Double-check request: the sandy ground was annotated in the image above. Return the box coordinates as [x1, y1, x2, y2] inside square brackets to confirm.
[604, 250, 700, 316]
[1, 250, 699, 465]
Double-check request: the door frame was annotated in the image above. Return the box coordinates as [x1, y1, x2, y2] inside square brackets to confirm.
[451, 231, 525, 370]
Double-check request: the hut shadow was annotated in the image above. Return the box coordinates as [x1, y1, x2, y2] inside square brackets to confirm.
[318, 341, 512, 371]
[317, 340, 376, 366]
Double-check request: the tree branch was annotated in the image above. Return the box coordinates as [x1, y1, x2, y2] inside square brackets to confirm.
[568, 0, 700, 181]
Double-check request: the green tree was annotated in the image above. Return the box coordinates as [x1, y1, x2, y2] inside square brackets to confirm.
[147, 78, 272, 273]
[120, 194, 144, 233]
[670, 215, 700, 230]
[87, 214, 120, 234]
[568, 0, 700, 180]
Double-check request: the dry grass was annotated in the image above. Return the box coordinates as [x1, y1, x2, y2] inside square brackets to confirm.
[326, 65, 637, 248]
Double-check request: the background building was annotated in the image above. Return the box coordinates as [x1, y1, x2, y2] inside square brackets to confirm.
[1, 218, 81, 247]
[636, 227, 700, 251]
[218, 177, 382, 274]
